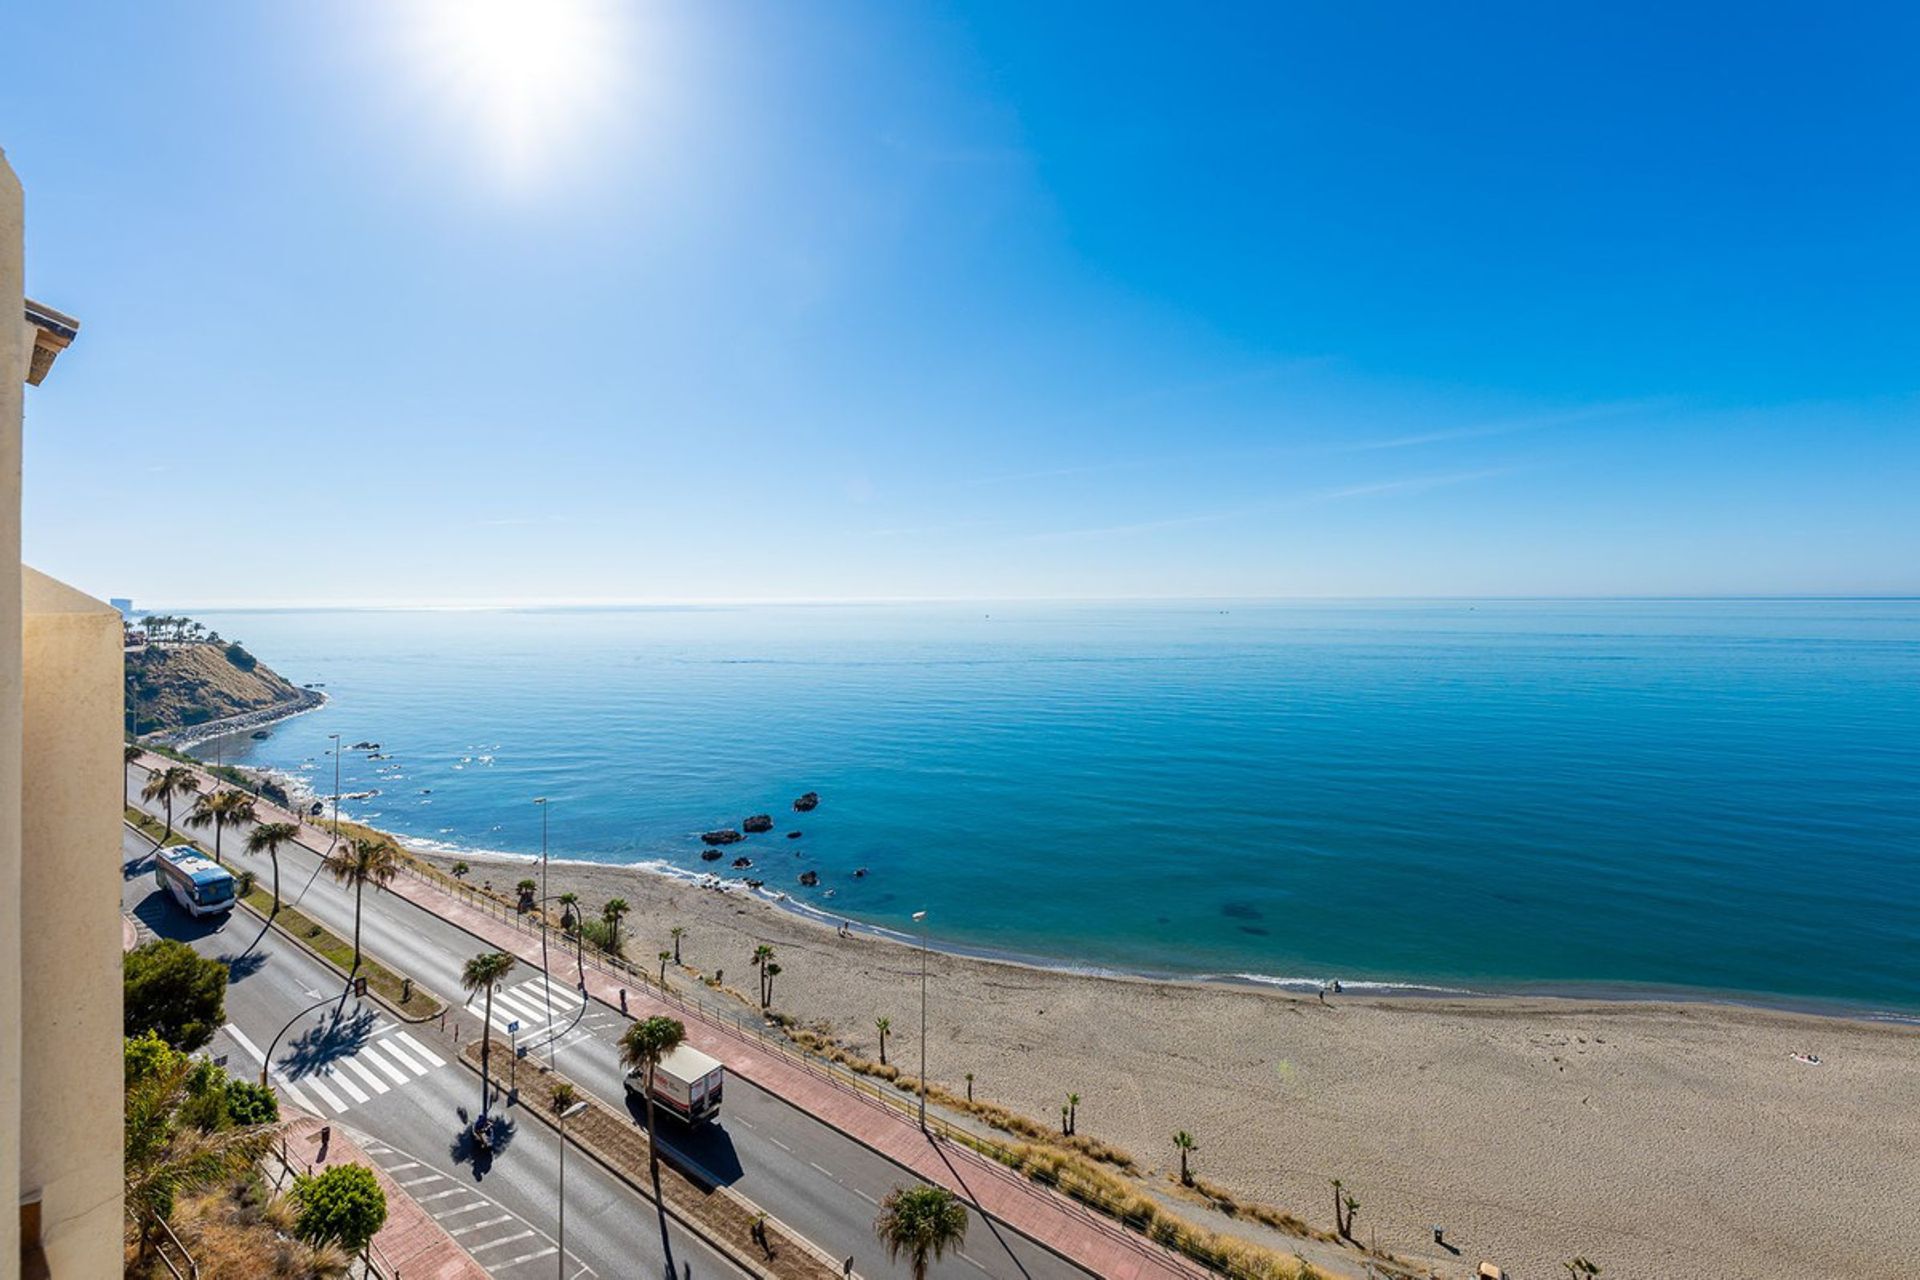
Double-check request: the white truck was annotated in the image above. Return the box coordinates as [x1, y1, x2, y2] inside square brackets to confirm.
[625, 1042, 725, 1124]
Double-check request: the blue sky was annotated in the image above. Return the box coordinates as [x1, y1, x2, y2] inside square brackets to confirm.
[7, 1, 1917, 603]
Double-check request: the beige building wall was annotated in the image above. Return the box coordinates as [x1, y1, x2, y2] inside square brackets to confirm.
[3, 146, 125, 1277]
[1, 145, 27, 1280]
[19, 571, 123, 1277]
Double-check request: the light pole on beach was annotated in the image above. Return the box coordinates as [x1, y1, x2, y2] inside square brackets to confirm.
[535, 796, 554, 1065]
[913, 909, 928, 1130]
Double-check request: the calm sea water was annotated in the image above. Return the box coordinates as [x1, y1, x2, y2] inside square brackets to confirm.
[184, 601, 1920, 1013]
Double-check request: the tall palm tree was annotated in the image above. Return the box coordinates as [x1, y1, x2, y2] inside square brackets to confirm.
[325, 836, 399, 974]
[601, 898, 629, 958]
[461, 951, 517, 1117]
[669, 925, 685, 964]
[619, 1015, 688, 1260]
[123, 743, 143, 806]
[185, 788, 256, 866]
[244, 821, 300, 914]
[1066, 1093, 1080, 1135]
[752, 944, 775, 1005]
[762, 961, 781, 1009]
[141, 765, 200, 845]
[558, 891, 584, 984]
[657, 951, 671, 986]
[1173, 1131, 1198, 1185]
[876, 1016, 891, 1066]
[873, 1184, 969, 1280]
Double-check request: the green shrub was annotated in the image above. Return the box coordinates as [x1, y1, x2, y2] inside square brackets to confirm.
[125, 939, 228, 1051]
[294, 1163, 387, 1253]
[223, 1077, 280, 1126]
[223, 642, 258, 671]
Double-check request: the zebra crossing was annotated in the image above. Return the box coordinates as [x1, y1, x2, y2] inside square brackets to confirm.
[357, 1136, 595, 1278]
[223, 1021, 448, 1117]
[478, 976, 591, 1046]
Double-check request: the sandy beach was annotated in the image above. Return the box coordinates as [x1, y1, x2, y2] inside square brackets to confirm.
[412, 848, 1920, 1280]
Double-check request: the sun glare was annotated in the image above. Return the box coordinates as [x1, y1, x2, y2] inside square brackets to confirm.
[409, 0, 628, 177]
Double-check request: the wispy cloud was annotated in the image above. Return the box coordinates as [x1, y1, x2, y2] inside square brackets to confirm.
[1339, 400, 1665, 454]
[1307, 465, 1530, 503]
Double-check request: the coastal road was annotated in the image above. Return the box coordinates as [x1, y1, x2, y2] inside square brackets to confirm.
[125, 825, 746, 1280]
[129, 769, 1098, 1280]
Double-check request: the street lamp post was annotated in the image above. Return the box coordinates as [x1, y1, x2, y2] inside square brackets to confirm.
[260, 979, 356, 1088]
[327, 732, 342, 849]
[556, 1098, 588, 1279]
[535, 797, 554, 1065]
[913, 909, 928, 1130]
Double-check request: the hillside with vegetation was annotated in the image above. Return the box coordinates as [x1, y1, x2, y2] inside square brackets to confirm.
[125, 638, 316, 737]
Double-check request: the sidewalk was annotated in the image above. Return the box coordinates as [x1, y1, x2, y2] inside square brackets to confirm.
[137, 755, 1207, 1280]
[280, 1110, 490, 1280]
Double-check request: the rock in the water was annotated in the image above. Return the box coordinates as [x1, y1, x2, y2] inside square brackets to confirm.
[743, 814, 774, 834]
[701, 829, 745, 846]
[731, 857, 753, 869]
[701, 849, 723, 862]
[745, 878, 765, 889]
[786, 830, 802, 839]
[792, 791, 820, 812]
[250, 729, 270, 740]
[798, 870, 819, 887]
[852, 867, 868, 878]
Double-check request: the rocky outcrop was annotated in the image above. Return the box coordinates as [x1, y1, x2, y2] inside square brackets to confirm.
[793, 792, 820, 812]
[798, 870, 819, 887]
[743, 814, 774, 834]
[701, 829, 745, 846]
[701, 849, 723, 862]
[731, 857, 752, 869]
[786, 831, 802, 839]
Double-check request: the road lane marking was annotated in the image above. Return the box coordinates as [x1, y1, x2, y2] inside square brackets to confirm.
[469, 1230, 537, 1254]
[450, 1215, 515, 1237]
[275, 1078, 316, 1113]
[384, 1161, 420, 1173]
[436, 1200, 493, 1218]
[809, 1161, 836, 1179]
[852, 1187, 878, 1205]
[417, 1189, 468, 1203]
[340, 1055, 390, 1094]
[361, 1041, 416, 1084]
[392, 1031, 445, 1068]
[224, 1024, 265, 1063]
[398, 1174, 444, 1188]
[319, 1067, 369, 1105]
[767, 1135, 792, 1152]
[495, 1246, 558, 1268]
[301, 1076, 346, 1112]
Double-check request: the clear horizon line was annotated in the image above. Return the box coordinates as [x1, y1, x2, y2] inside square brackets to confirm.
[125, 591, 1920, 613]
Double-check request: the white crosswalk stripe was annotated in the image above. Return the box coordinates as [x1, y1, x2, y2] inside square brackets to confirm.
[359, 1137, 598, 1279]
[219, 1016, 450, 1118]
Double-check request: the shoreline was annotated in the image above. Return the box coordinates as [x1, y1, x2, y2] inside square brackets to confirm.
[323, 833, 1920, 1027]
[147, 686, 328, 749]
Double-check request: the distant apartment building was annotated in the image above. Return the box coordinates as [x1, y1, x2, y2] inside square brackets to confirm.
[2, 148, 124, 1277]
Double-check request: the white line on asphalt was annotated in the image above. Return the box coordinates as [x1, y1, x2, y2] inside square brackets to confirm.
[361, 1041, 416, 1084]
[809, 1161, 836, 1180]
[319, 1066, 369, 1105]
[852, 1187, 878, 1206]
[416, 1189, 468, 1203]
[494, 1246, 559, 1268]
[301, 1075, 346, 1112]
[392, 1030, 446, 1068]
[224, 1024, 265, 1064]
[275, 1078, 316, 1113]
[435, 1200, 493, 1219]
[383, 1161, 420, 1173]
[398, 1175, 444, 1188]
[767, 1135, 792, 1152]
[450, 1214, 515, 1237]
[468, 1230, 537, 1254]
[340, 1055, 390, 1094]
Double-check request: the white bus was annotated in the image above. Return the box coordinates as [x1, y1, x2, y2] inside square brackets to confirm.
[625, 1042, 725, 1124]
[155, 845, 236, 917]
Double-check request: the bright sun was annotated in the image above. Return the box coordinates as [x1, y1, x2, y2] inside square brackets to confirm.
[409, 0, 627, 175]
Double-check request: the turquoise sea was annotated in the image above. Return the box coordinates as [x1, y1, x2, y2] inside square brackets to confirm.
[182, 600, 1920, 1014]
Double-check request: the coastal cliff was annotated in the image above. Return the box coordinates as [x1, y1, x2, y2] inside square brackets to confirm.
[125, 641, 319, 739]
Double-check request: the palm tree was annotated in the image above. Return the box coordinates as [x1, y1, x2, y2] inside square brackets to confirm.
[875, 1016, 891, 1066]
[1563, 1259, 1602, 1279]
[619, 1015, 688, 1260]
[124, 743, 143, 806]
[657, 951, 671, 986]
[451, 860, 470, 879]
[558, 891, 584, 984]
[601, 898, 629, 958]
[1173, 1131, 1198, 1185]
[1067, 1092, 1080, 1135]
[185, 788, 256, 866]
[751, 944, 775, 1005]
[965, 1071, 974, 1103]
[873, 1184, 969, 1280]
[762, 961, 781, 1009]
[141, 765, 200, 845]
[244, 821, 300, 914]
[325, 836, 399, 973]
[670, 925, 685, 964]
[461, 952, 517, 1116]
[1330, 1178, 1343, 1234]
